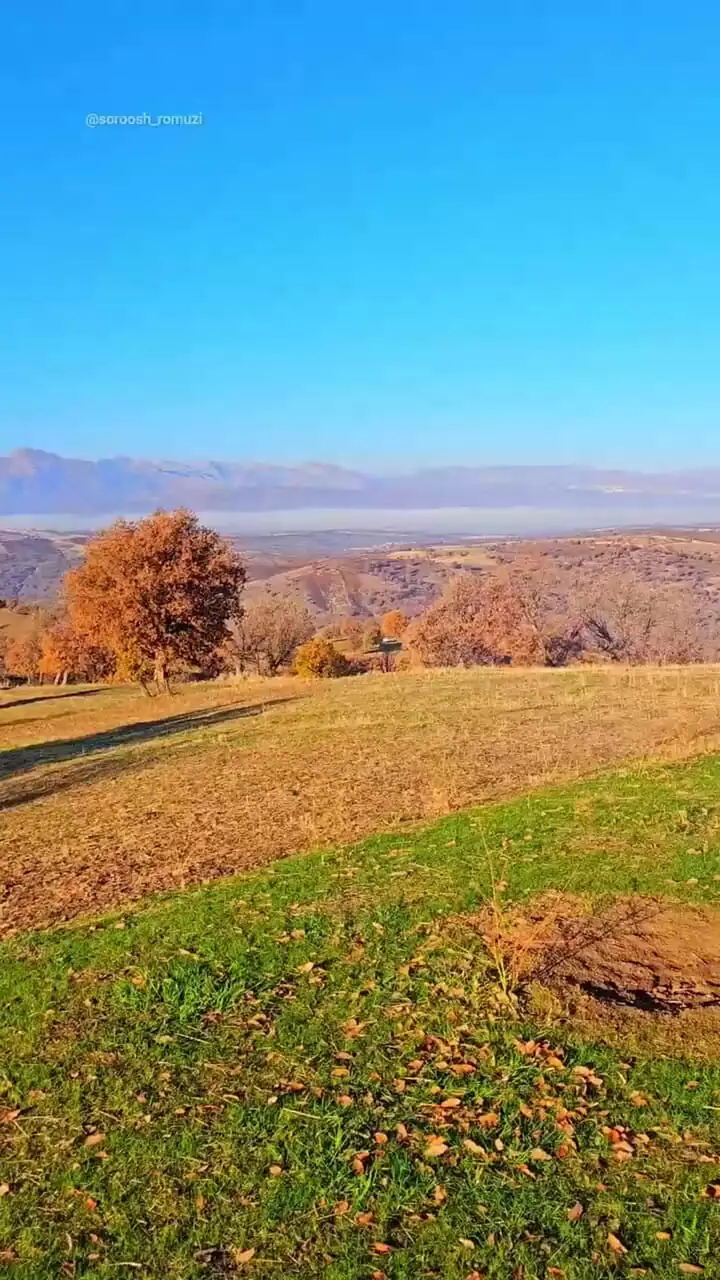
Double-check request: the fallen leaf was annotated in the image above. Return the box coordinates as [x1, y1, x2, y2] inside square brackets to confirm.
[607, 1233, 628, 1255]
[233, 1248, 256, 1264]
[477, 1112, 499, 1129]
[567, 1202, 584, 1222]
[334, 1200, 350, 1217]
[337, 1094, 353, 1108]
[83, 1133, 105, 1148]
[425, 1138, 449, 1158]
[440, 1097, 462, 1110]
[0, 1184, 9, 1197]
[529, 1147, 552, 1162]
[331, 1067, 350, 1079]
[269, 1165, 283, 1176]
[372, 1242, 392, 1254]
[678, 1267, 704, 1276]
[462, 1139, 485, 1156]
[630, 1092, 649, 1107]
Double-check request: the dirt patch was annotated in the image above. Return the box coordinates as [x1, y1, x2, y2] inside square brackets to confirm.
[479, 894, 720, 1013]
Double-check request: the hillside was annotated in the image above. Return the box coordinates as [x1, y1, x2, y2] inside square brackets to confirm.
[7, 525, 720, 644]
[1, 675, 720, 1276]
[246, 530, 720, 628]
[244, 551, 455, 618]
[3, 664, 720, 936]
[0, 529, 86, 602]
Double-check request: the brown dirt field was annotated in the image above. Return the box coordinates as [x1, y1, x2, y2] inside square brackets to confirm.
[3, 664, 720, 937]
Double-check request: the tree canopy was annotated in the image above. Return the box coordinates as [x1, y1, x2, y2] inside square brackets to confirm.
[66, 509, 246, 692]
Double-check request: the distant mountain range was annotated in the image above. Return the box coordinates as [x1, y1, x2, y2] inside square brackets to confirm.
[2, 448, 720, 518]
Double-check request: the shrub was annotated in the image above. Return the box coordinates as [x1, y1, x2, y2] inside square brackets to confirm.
[293, 637, 350, 678]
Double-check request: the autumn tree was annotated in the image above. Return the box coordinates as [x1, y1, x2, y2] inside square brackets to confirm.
[362, 620, 383, 651]
[66, 509, 246, 693]
[224, 597, 314, 675]
[5, 632, 43, 683]
[293, 637, 350, 678]
[381, 609, 410, 639]
[559, 578, 712, 665]
[38, 618, 115, 684]
[405, 574, 545, 668]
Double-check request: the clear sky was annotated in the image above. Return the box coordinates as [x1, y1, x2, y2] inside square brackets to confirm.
[1, 1, 719, 468]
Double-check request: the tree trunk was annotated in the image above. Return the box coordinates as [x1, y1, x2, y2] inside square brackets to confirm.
[154, 654, 170, 694]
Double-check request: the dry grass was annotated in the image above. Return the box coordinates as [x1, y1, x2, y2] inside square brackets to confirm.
[3, 664, 720, 936]
[0, 604, 41, 645]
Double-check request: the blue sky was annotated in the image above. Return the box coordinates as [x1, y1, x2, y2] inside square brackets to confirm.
[1, 1, 719, 468]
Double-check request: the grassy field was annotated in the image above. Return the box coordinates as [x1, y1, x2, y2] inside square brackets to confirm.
[1, 746, 720, 1277]
[3, 665, 720, 935]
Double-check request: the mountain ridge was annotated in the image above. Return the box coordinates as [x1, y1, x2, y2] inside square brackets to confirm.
[3, 448, 720, 515]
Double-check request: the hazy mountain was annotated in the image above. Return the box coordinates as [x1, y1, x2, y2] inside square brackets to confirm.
[3, 448, 720, 516]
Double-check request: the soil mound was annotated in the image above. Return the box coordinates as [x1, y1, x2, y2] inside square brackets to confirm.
[547, 901, 720, 1011]
[484, 896, 720, 1013]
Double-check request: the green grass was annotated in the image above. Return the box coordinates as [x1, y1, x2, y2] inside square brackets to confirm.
[2, 755, 720, 1277]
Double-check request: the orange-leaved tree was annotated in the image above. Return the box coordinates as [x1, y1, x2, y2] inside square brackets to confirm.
[38, 618, 115, 685]
[381, 609, 410, 638]
[65, 509, 246, 693]
[5, 632, 43, 683]
[405, 573, 545, 668]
